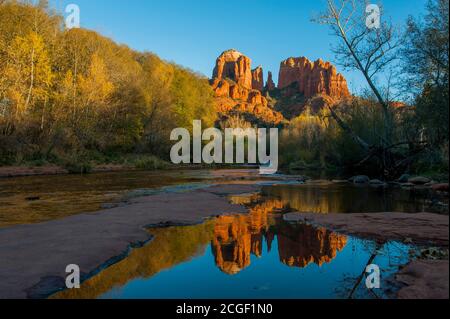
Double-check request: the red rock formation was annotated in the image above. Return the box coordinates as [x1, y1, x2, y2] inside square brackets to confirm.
[306, 94, 337, 114]
[230, 84, 249, 100]
[278, 57, 350, 99]
[213, 49, 252, 89]
[252, 66, 264, 91]
[265, 71, 276, 91]
[211, 49, 285, 124]
[211, 79, 230, 97]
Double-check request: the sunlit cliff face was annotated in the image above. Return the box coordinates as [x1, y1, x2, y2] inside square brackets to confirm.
[211, 198, 347, 275]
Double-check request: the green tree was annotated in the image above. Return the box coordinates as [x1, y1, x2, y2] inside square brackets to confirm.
[402, 0, 449, 146]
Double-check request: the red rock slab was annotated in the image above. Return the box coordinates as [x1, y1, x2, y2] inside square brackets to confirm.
[0, 165, 68, 178]
[396, 260, 449, 299]
[283, 212, 449, 247]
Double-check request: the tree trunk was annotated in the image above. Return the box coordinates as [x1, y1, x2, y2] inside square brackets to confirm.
[24, 46, 35, 114]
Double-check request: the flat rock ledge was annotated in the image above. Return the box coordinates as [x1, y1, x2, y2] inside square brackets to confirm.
[396, 259, 449, 299]
[283, 212, 449, 247]
[0, 184, 259, 299]
[284, 212, 449, 299]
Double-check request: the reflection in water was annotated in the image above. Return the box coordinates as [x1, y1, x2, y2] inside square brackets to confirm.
[1, 169, 439, 228]
[212, 198, 347, 274]
[262, 184, 436, 214]
[0, 170, 195, 227]
[276, 223, 347, 268]
[212, 199, 284, 274]
[52, 221, 216, 299]
[51, 196, 412, 299]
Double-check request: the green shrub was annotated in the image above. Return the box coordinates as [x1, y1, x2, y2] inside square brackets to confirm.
[61, 156, 93, 174]
[133, 156, 169, 170]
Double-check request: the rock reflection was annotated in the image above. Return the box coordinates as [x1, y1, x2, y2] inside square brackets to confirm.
[212, 198, 347, 274]
[277, 223, 347, 268]
[212, 199, 285, 274]
[52, 197, 347, 299]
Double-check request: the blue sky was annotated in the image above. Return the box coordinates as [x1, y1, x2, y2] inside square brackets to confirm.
[48, 0, 428, 94]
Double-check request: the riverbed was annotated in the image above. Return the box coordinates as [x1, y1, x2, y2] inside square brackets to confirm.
[0, 169, 447, 299]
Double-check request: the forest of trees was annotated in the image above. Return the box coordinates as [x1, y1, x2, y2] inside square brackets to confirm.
[0, 0, 215, 171]
[0, 0, 448, 179]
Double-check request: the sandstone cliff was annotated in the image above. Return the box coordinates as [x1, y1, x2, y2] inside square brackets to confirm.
[278, 57, 350, 99]
[252, 66, 264, 91]
[213, 49, 252, 89]
[211, 50, 284, 125]
[265, 71, 276, 91]
[210, 51, 351, 123]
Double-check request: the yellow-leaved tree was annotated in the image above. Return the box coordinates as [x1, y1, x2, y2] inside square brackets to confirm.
[4, 32, 53, 124]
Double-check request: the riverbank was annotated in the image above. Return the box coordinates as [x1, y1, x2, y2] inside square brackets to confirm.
[0, 164, 133, 178]
[0, 163, 255, 178]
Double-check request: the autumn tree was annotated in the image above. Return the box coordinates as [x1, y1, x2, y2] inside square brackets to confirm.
[4, 32, 53, 127]
[0, 1, 217, 165]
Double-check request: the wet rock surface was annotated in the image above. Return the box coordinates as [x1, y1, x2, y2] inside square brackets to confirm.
[0, 184, 260, 299]
[396, 259, 449, 299]
[283, 212, 449, 247]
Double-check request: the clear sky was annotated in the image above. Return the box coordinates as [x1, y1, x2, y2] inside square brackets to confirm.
[48, 0, 429, 94]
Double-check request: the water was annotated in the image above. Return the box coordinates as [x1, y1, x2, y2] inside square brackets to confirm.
[0, 169, 433, 298]
[51, 196, 416, 299]
[0, 169, 439, 227]
[261, 183, 435, 214]
[0, 169, 265, 227]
